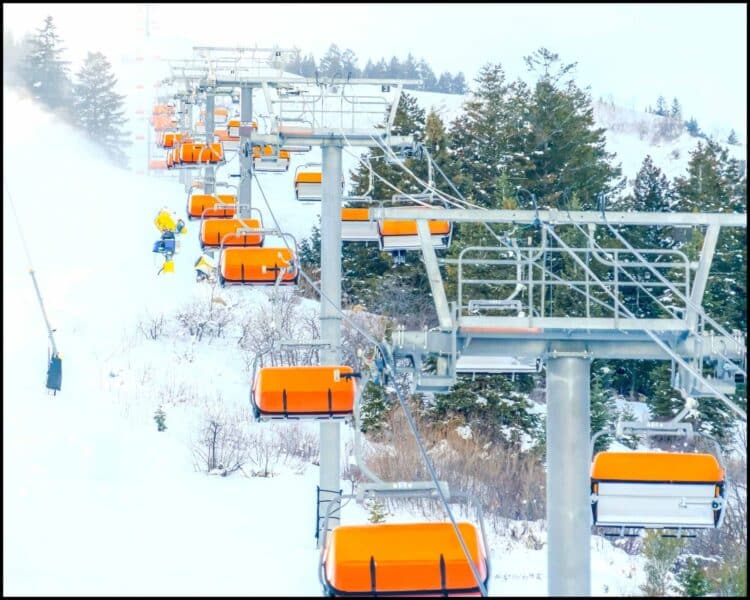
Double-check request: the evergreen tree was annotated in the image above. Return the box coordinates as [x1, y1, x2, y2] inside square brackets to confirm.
[318, 44, 343, 78]
[685, 117, 702, 138]
[670, 97, 682, 120]
[676, 557, 712, 597]
[416, 58, 437, 91]
[300, 53, 317, 77]
[428, 373, 541, 447]
[154, 407, 167, 432]
[73, 51, 131, 167]
[437, 71, 453, 92]
[388, 56, 402, 78]
[341, 48, 360, 77]
[727, 129, 739, 145]
[450, 72, 467, 94]
[590, 363, 617, 452]
[645, 362, 682, 419]
[655, 95, 668, 116]
[19, 16, 73, 114]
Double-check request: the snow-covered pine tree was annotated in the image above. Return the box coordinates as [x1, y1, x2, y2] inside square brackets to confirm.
[73, 51, 131, 168]
[685, 117, 702, 138]
[19, 16, 73, 114]
[655, 95, 668, 117]
[727, 129, 739, 145]
[670, 97, 682, 120]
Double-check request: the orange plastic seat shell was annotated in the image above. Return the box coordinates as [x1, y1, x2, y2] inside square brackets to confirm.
[323, 522, 488, 595]
[379, 220, 451, 236]
[253, 366, 356, 416]
[296, 171, 322, 184]
[342, 208, 371, 221]
[200, 218, 263, 248]
[591, 452, 724, 483]
[220, 247, 297, 284]
[187, 194, 237, 219]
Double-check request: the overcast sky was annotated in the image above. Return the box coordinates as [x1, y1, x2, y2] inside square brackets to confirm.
[4, 3, 746, 134]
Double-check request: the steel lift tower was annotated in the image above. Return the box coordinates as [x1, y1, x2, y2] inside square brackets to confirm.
[370, 204, 746, 596]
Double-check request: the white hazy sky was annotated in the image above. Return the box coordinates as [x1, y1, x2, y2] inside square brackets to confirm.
[3, 3, 747, 134]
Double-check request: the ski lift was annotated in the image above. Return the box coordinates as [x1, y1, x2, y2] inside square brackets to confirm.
[341, 208, 379, 243]
[250, 364, 359, 421]
[252, 145, 290, 173]
[294, 163, 323, 201]
[590, 414, 726, 536]
[186, 193, 237, 220]
[200, 211, 265, 249]
[218, 231, 299, 287]
[213, 107, 229, 126]
[158, 131, 184, 149]
[194, 120, 206, 135]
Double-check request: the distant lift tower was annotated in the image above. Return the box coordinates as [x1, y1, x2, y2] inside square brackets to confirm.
[372, 205, 747, 596]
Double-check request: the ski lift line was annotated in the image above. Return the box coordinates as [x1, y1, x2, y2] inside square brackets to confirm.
[543, 225, 746, 421]
[4, 180, 60, 357]
[601, 220, 745, 374]
[252, 173, 486, 596]
[571, 222, 745, 376]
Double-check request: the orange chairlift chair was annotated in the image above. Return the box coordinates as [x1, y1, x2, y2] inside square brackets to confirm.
[218, 230, 299, 287]
[250, 362, 359, 421]
[341, 166, 379, 242]
[377, 204, 453, 253]
[294, 163, 323, 201]
[252, 144, 291, 173]
[319, 477, 490, 596]
[590, 408, 726, 538]
[317, 368, 491, 596]
[168, 141, 225, 168]
[223, 119, 256, 151]
[186, 192, 237, 220]
[199, 208, 265, 249]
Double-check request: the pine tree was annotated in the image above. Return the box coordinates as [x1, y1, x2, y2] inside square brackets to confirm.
[73, 51, 131, 167]
[416, 58, 437, 91]
[437, 71, 453, 92]
[590, 364, 617, 452]
[685, 117, 702, 138]
[645, 362, 683, 419]
[19, 16, 73, 114]
[676, 557, 712, 597]
[655, 95, 668, 117]
[319, 44, 343, 78]
[341, 48, 360, 77]
[727, 129, 739, 145]
[670, 97, 682, 120]
[640, 530, 685, 596]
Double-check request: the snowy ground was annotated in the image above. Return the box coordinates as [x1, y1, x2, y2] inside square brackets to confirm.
[11, 82, 729, 596]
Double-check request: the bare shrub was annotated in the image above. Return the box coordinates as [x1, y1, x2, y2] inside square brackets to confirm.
[138, 312, 166, 340]
[191, 407, 251, 476]
[245, 427, 284, 477]
[275, 424, 320, 464]
[175, 289, 236, 342]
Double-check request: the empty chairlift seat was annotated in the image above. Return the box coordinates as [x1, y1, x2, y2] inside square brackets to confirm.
[187, 194, 237, 220]
[200, 217, 264, 249]
[321, 522, 489, 596]
[378, 218, 452, 251]
[251, 365, 357, 420]
[591, 451, 725, 529]
[294, 165, 322, 201]
[219, 247, 297, 286]
[252, 145, 290, 172]
[178, 142, 224, 165]
[341, 208, 379, 242]
[159, 131, 183, 149]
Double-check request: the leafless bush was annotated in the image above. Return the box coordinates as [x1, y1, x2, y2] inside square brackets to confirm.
[245, 427, 285, 477]
[138, 312, 167, 340]
[238, 290, 322, 372]
[175, 290, 236, 342]
[341, 308, 389, 371]
[274, 424, 320, 464]
[191, 407, 252, 476]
